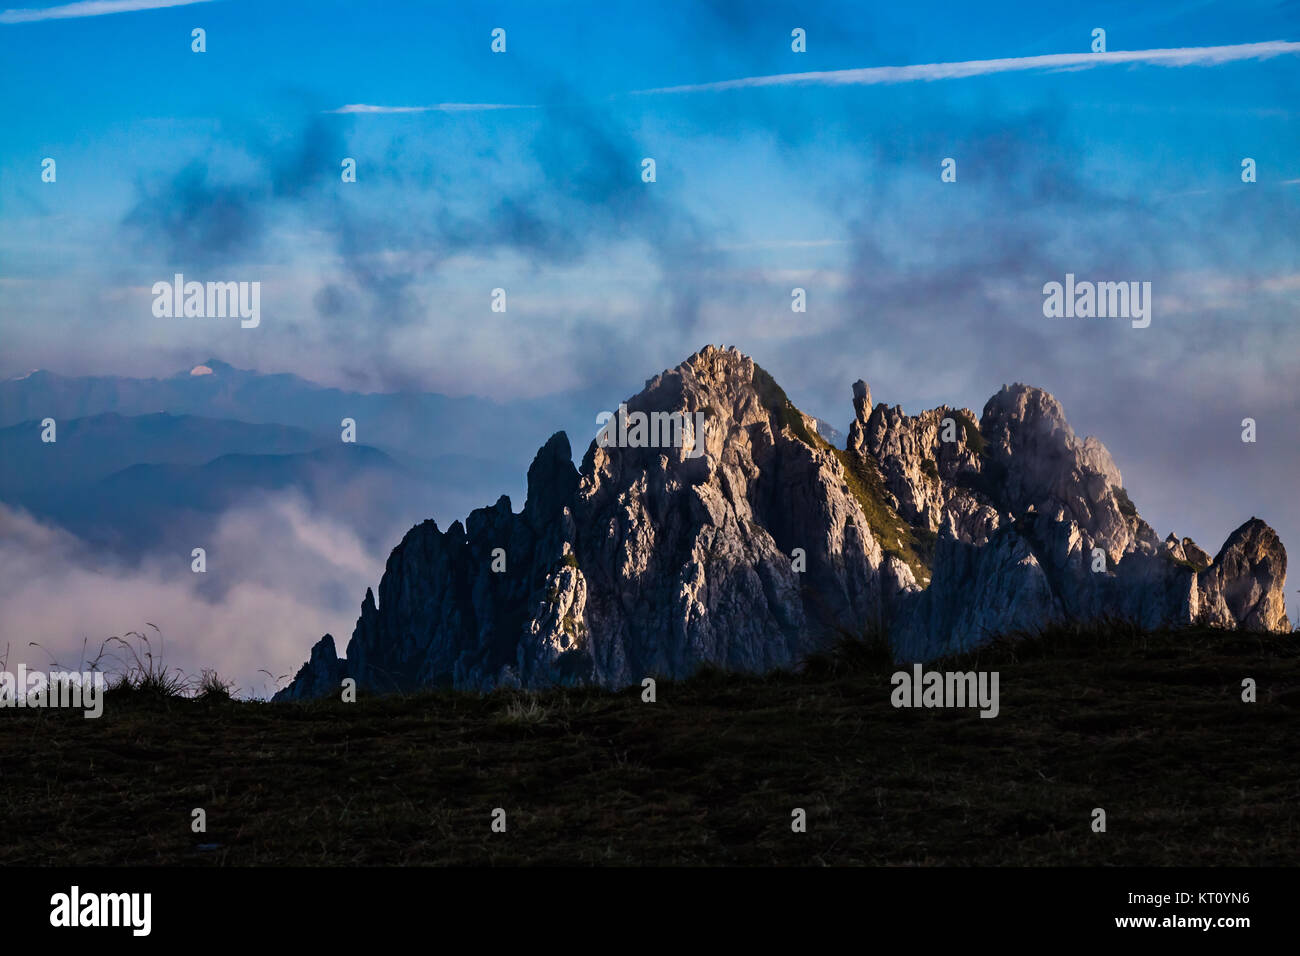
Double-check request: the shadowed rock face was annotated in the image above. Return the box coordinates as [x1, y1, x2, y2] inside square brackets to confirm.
[277, 345, 1289, 699]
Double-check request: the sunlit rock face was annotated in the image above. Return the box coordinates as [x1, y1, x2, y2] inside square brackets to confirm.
[277, 346, 1289, 699]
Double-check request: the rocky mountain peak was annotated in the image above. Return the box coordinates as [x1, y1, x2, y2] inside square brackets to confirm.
[525, 432, 579, 528]
[275, 347, 1290, 700]
[1200, 518, 1290, 631]
[851, 379, 872, 421]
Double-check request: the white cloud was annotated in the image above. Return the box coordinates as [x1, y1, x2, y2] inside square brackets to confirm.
[325, 102, 537, 115]
[714, 239, 849, 251]
[634, 41, 1300, 95]
[0, 496, 385, 700]
[0, 0, 212, 24]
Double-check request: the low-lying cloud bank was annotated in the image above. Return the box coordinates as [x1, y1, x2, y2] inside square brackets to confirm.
[0, 495, 391, 699]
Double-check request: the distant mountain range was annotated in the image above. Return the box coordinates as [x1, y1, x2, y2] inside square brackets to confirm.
[0, 359, 571, 472]
[278, 345, 1291, 699]
[0, 360, 580, 559]
[0, 412, 324, 498]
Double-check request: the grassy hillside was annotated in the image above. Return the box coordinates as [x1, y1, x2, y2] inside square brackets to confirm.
[2, 623, 1296, 865]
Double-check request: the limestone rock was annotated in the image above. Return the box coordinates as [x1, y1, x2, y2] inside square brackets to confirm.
[275, 347, 1292, 699]
[277, 634, 346, 701]
[1197, 519, 1290, 632]
[278, 345, 894, 698]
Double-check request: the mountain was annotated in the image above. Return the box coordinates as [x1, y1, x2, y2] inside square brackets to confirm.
[853, 380, 1289, 659]
[0, 362, 570, 555]
[31, 444, 422, 554]
[277, 345, 1290, 699]
[9, 440, 509, 565]
[0, 360, 586, 478]
[0, 412, 324, 498]
[0, 411, 445, 559]
[813, 417, 845, 446]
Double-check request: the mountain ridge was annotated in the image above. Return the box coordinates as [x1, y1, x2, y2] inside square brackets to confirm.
[277, 345, 1290, 699]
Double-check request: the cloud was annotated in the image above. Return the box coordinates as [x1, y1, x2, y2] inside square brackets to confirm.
[633, 40, 1300, 94]
[120, 111, 355, 268]
[0, 495, 386, 699]
[122, 161, 266, 266]
[325, 103, 538, 114]
[0, 0, 213, 25]
[116, 87, 729, 395]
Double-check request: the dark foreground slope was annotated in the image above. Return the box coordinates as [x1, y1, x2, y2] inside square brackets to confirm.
[4, 623, 1297, 865]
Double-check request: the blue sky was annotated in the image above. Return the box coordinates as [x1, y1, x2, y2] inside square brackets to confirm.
[1, 0, 1298, 617]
